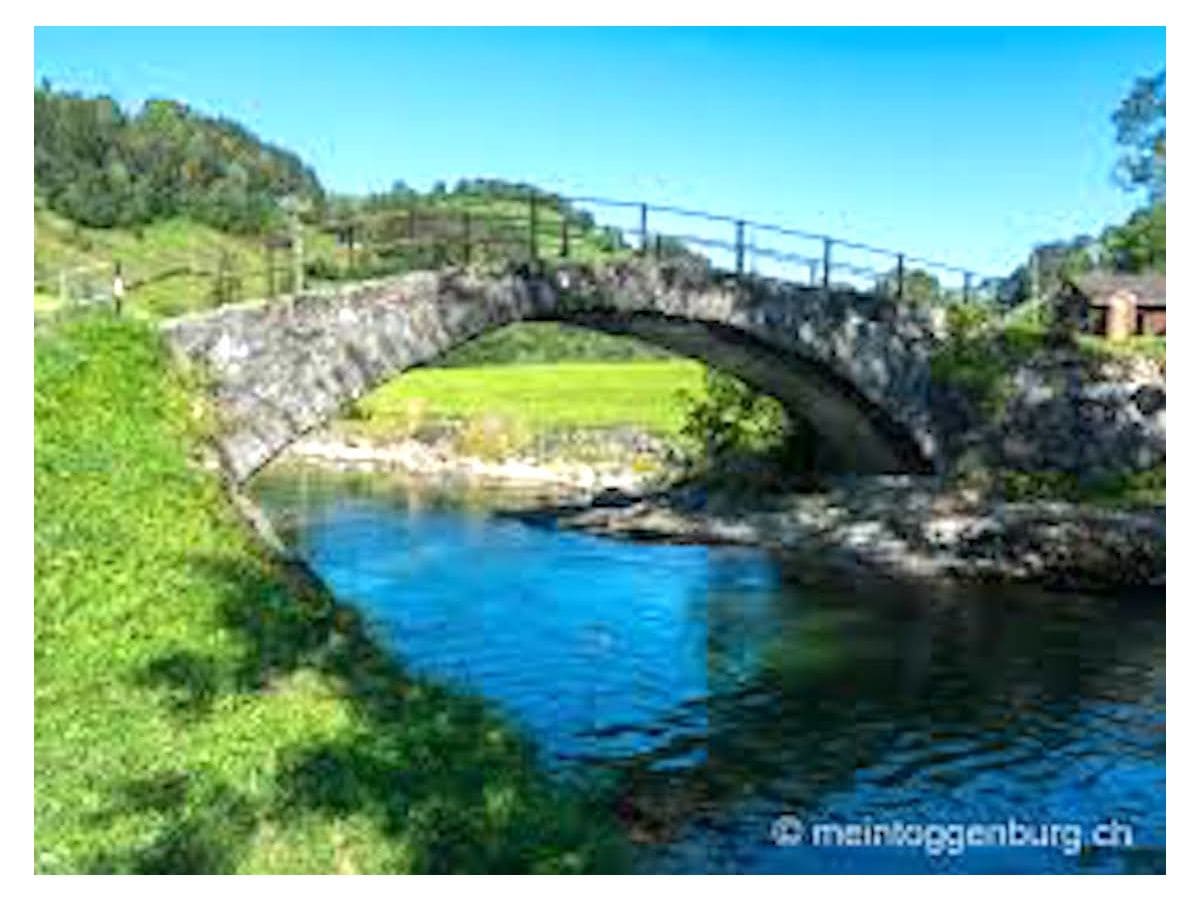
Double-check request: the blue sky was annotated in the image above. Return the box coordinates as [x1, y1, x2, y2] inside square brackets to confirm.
[34, 27, 1164, 277]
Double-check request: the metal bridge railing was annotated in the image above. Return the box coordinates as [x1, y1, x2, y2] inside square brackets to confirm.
[559, 194, 986, 302]
[43, 190, 994, 316]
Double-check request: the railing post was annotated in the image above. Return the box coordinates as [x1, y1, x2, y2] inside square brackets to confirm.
[654, 234, 662, 260]
[265, 243, 276, 298]
[560, 215, 570, 259]
[896, 253, 905, 300]
[639, 203, 648, 254]
[215, 251, 227, 306]
[288, 204, 304, 294]
[963, 272, 973, 303]
[529, 191, 538, 262]
[735, 220, 746, 275]
[113, 260, 123, 315]
[463, 211, 471, 266]
[822, 237, 833, 291]
[407, 205, 417, 268]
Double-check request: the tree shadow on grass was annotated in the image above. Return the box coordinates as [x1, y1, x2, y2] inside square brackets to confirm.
[135, 650, 221, 718]
[84, 772, 257, 873]
[173, 548, 629, 873]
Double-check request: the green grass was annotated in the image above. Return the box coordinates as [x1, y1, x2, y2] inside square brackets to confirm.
[34, 204, 342, 319]
[404, 193, 634, 266]
[34, 192, 631, 322]
[347, 359, 706, 441]
[35, 313, 629, 873]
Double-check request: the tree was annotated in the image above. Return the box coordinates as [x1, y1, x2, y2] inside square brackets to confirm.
[680, 369, 789, 466]
[1101, 203, 1166, 273]
[880, 266, 940, 303]
[34, 85, 324, 233]
[1112, 70, 1165, 204]
[999, 235, 1099, 307]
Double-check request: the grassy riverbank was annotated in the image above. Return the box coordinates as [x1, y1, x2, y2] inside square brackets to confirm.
[35, 313, 628, 873]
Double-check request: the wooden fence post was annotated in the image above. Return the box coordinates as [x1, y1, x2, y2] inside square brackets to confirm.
[290, 215, 304, 295]
[265, 244, 276, 298]
[529, 191, 539, 262]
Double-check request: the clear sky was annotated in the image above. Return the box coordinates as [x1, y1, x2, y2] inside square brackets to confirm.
[33, 26, 1165, 277]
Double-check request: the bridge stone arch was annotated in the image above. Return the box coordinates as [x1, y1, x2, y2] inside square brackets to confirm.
[161, 261, 944, 484]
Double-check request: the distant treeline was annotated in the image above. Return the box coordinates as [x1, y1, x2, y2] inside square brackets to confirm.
[435, 322, 673, 367]
[34, 84, 324, 233]
[342, 177, 599, 233]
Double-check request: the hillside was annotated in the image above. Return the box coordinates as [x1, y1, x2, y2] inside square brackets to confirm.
[32, 85, 673, 370]
[34, 201, 345, 318]
[34, 185, 644, 323]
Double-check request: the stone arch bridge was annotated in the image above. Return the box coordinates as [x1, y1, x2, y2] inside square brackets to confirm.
[162, 260, 947, 484]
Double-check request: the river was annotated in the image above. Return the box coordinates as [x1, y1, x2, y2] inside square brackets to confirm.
[249, 466, 1166, 874]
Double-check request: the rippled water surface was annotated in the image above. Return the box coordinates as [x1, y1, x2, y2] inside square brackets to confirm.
[250, 468, 1165, 874]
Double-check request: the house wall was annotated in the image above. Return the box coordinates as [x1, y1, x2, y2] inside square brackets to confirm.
[1138, 306, 1167, 337]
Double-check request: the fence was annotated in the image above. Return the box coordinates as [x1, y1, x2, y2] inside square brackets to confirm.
[558, 196, 984, 302]
[36, 191, 995, 316]
[324, 192, 990, 304]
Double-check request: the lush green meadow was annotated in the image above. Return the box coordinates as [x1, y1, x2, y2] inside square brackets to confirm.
[35, 313, 628, 873]
[348, 359, 706, 441]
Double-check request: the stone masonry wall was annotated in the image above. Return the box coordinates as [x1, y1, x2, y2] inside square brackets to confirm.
[161, 260, 1165, 485]
[161, 261, 941, 482]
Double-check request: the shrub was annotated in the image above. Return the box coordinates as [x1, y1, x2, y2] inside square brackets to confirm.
[454, 413, 530, 461]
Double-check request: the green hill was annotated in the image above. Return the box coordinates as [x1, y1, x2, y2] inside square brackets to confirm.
[32, 85, 675, 369]
[34, 201, 344, 318]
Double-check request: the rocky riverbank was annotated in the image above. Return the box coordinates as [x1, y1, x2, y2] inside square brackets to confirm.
[278, 430, 1164, 592]
[537, 476, 1165, 592]
[280, 428, 674, 495]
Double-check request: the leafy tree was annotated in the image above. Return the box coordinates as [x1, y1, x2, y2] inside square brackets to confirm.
[680, 368, 789, 465]
[1101, 203, 1166, 273]
[999, 235, 1099, 306]
[880, 266, 941, 303]
[995, 68, 1168, 299]
[1112, 70, 1165, 204]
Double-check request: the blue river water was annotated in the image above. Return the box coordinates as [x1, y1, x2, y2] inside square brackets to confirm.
[250, 467, 1166, 874]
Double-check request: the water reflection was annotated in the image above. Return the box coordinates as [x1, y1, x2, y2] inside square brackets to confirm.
[251, 466, 1165, 874]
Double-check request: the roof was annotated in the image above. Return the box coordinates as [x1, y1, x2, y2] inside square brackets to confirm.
[1075, 272, 1166, 305]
